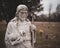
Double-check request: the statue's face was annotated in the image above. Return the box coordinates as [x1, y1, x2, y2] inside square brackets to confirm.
[18, 9, 28, 21]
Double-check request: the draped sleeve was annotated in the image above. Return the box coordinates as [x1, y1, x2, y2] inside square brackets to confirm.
[5, 22, 14, 45]
[5, 21, 23, 45]
[30, 24, 36, 43]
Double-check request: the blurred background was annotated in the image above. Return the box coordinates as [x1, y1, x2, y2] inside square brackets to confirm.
[0, 0, 60, 48]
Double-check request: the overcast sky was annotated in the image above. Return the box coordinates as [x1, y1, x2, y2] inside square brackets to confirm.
[41, 0, 60, 14]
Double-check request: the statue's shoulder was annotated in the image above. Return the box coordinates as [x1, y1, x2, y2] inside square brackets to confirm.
[7, 21, 14, 27]
[8, 17, 17, 26]
[10, 17, 17, 22]
[31, 24, 36, 29]
[26, 19, 32, 25]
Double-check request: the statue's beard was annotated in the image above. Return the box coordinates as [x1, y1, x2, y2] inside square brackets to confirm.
[18, 15, 27, 21]
[18, 17, 26, 21]
[20, 18, 26, 21]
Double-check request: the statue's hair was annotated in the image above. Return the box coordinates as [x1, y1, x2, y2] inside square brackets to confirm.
[16, 4, 28, 17]
[15, 4, 28, 27]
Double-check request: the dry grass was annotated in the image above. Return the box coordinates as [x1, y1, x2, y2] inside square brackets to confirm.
[34, 22, 60, 48]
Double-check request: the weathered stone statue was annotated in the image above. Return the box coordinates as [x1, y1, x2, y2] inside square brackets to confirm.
[5, 4, 36, 48]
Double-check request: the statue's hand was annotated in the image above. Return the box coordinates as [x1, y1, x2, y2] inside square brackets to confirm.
[10, 36, 24, 46]
[10, 37, 21, 45]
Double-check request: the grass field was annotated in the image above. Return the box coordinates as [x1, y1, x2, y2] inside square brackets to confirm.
[0, 22, 60, 48]
[34, 22, 60, 48]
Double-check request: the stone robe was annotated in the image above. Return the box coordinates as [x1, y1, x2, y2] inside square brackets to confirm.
[5, 17, 36, 48]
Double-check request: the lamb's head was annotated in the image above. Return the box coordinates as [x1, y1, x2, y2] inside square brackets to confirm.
[19, 30, 26, 36]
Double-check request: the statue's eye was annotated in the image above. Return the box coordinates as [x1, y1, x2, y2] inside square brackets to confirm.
[21, 12, 24, 14]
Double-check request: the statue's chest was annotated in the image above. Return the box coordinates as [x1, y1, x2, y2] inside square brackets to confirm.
[18, 24, 30, 31]
[17, 22, 31, 35]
